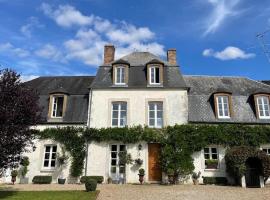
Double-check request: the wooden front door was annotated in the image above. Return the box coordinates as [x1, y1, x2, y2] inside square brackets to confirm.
[148, 143, 162, 181]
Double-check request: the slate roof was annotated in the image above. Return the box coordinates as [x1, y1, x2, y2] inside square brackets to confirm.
[91, 52, 187, 89]
[262, 80, 270, 85]
[184, 75, 270, 124]
[25, 76, 94, 124]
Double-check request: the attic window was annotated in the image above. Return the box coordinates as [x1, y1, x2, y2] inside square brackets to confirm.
[52, 95, 64, 118]
[214, 93, 232, 119]
[149, 66, 160, 85]
[113, 65, 128, 85]
[254, 95, 270, 119]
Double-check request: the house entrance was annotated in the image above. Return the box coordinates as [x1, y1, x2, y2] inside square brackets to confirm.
[245, 157, 262, 188]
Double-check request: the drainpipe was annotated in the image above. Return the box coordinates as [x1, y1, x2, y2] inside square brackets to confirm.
[85, 88, 93, 176]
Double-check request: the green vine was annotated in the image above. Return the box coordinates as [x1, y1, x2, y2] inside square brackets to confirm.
[36, 124, 270, 179]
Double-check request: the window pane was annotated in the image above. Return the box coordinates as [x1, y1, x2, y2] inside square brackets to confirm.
[111, 152, 117, 158]
[111, 159, 117, 166]
[149, 111, 155, 118]
[111, 145, 117, 151]
[211, 148, 217, 153]
[51, 161, 56, 167]
[119, 166, 125, 174]
[155, 67, 160, 83]
[45, 153, 50, 159]
[204, 154, 210, 159]
[45, 146, 50, 152]
[51, 153, 56, 159]
[151, 67, 155, 83]
[112, 111, 118, 118]
[112, 119, 118, 126]
[149, 103, 155, 110]
[56, 97, 64, 117]
[44, 160, 49, 167]
[149, 119, 155, 126]
[212, 154, 218, 160]
[157, 103, 163, 110]
[120, 145, 126, 152]
[204, 148, 209, 153]
[111, 166, 116, 173]
[112, 104, 118, 110]
[120, 111, 126, 118]
[120, 68, 125, 83]
[157, 111, 163, 118]
[52, 146, 57, 152]
[121, 103, 127, 111]
[157, 118, 163, 127]
[120, 118, 126, 126]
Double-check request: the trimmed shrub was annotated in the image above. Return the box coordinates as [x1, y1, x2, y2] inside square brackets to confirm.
[32, 176, 52, 184]
[80, 176, 104, 184]
[85, 179, 97, 192]
[203, 177, 227, 185]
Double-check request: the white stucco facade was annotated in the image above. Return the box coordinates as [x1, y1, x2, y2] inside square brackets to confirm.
[89, 89, 188, 128]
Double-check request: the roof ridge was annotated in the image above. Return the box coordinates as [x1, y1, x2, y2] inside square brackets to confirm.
[245, 77, 270, 88]
[183, 75, 248, 79]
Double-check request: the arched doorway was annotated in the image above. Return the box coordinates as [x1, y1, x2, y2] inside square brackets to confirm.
[245, 157, 262, 188]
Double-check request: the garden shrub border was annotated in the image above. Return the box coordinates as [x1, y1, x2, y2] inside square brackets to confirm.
[36, 124, 270, 181]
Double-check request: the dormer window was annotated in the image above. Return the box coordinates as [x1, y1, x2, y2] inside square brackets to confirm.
[113, 65, 128, 85]
[48, 94, 67, 119]
[52, 95, 64, 118]
[255, 95, 270, 119]
[149, 66, 160, 85]
[147, 64, 163, 86]
[214, 93, 232, 119]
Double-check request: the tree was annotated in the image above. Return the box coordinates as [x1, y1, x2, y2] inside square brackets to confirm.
[0, 69, 41, 176]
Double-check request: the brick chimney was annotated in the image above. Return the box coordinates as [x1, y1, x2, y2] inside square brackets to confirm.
[104, 44, 115, 64]
[167, 49, 177, 65]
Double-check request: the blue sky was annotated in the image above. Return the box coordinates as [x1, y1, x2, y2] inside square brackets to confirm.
[1, 0, 270, 81]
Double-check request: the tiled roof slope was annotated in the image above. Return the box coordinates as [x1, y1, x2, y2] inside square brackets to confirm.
[184, 75, 270, 124]
[25, 76, 94, 124]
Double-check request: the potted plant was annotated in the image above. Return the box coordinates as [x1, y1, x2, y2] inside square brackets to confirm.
[138, 168, 145, 184]
[57, 150, 69, 184]
[192, 171, 201, 185]
[205, 159, 218, 169]
[134, 158, 143, 166]
[167, 168, 175, 184]
[11, 170, 18, 185]
[19, 156, 30, 184]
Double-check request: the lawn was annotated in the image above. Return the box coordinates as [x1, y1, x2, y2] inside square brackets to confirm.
[0, 191, 98, 200]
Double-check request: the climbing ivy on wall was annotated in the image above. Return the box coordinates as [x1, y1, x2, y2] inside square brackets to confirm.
[36, 124, 270, 179]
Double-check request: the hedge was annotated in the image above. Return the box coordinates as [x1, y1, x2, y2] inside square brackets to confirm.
[203, 177, 228, 185]
[80, 176, 104, 184]
[32, 176, 52, 184]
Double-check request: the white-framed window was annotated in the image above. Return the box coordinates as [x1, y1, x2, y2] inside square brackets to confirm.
[112, 102, 127, 127]
[256, 96, 270, 119]
[51, 95, 64, 118]
[216, 95, 230, 118]
[204, 147, 219, 169]
[115, 66, 126, 85]
[110, 144, 126, 180]
[148, 102, 163, 128]
[149, 66, 160, 85]
[43, 145, 57, 169]
[262, 148, 270, 155]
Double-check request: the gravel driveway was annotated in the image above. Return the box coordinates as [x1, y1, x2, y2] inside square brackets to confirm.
[97, 184, 270, 200]
[1, 183, 270, 200]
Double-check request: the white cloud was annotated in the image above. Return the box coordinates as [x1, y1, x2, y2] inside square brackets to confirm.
[20, 17, 43, 38]
[0, 42, 30, 57]
[40, 3, 93, 27]
[37, 3, 165, 66]
[203, 46, 255, 60]
[203, 0, 242, 36]
[35, 44, 66, 62]
[21, 75, 39, 82]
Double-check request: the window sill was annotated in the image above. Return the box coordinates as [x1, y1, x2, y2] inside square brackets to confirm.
[111, 84, 128, 87]
[40, 168, 56, 172]
[147, 84, 163, 88]
[204, 168, 220, 172]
